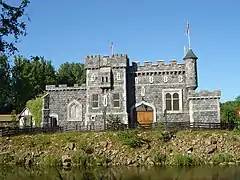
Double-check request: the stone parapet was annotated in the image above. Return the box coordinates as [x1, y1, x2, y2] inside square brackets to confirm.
[131, 59, 185, 71]
[45, 84, 86, 91]
[188, 90, 221, 100]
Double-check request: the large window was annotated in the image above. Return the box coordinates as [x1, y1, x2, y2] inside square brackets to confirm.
[165, 93, 172, 111]
[92, 94, 99, 108]
[113, 93, 120, 107]
[164, 91, 181, 112]
[67, 100, 82, 121]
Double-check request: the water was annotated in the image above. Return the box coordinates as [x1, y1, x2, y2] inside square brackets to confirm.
[0, 166, 240, 180]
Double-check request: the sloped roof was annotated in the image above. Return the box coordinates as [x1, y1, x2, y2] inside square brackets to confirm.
[183, 49, 198, 60]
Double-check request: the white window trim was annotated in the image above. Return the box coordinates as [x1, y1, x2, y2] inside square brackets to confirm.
[149, 76, 154, 83]
[92, 94, 99, 109]
[67, 100, 82, 121]
[163, 76, 168, 83]
[113, 93, 120, 108]
[116, 73, 121, 80]
[178, 75, 183, 82]
[103, 95, 108, 107]
[141, 86, 145, 96]
[162, 89, 183, 113]
[90, 74, 95, 81]
[135, 77, 138, 84]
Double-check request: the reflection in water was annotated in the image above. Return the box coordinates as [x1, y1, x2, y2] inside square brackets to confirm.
[0, 166, 240, 180]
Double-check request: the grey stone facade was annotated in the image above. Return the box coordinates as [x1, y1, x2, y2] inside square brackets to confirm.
[42, 49, 221, 128]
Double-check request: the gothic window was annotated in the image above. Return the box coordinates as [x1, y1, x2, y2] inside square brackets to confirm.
[164, 92, 180, 111]
[106, 77, 108, 83]
[165, 93, 172, 111]
[149, 76, 154, 83]
[117, 73, 121, 80]
[173, 93, 180, 110]
[178, 75, 183, 82]
[103, 95, 108, 107]
[102, 77, 104, 83]
[135, 77, 138, 84]
[141, 86, 145, 96]
[90, 74, 95, 81]
[113, 93, 120, 107]
[163, 76, 168, 82]
[67, 100, 82, 121]
[92, 94, 99, 108]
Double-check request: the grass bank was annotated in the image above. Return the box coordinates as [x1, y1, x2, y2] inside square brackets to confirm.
[1, 129, 240, 167]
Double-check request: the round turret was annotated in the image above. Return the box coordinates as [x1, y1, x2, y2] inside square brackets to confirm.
[184, 49, 198, 90]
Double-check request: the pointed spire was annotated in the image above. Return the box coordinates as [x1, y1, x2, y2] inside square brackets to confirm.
[183, 49, 198, 60]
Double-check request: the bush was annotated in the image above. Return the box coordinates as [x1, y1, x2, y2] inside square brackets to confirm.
[41, 155, 60, 166]
[173, 154, 199, 167]
[153, 153, 167, 166]
[212, 153, 233, 164]
[116, 130, 143, 148]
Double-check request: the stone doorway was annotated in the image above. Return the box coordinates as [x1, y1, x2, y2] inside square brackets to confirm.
[50, 117, 58, 127]
[136, 103, 153, 128]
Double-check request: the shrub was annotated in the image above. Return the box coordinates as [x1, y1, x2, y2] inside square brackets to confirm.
[116, 130, 143, 148]
[153, 153, 167, 166]
[173, 153, 199, 167]
[41, 155, 60, 166]
[212, 153, 233, 164]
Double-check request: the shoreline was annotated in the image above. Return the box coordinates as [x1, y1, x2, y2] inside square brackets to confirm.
[1, 129, 240, 167]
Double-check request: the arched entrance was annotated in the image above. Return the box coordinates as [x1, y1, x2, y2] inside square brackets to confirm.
[50, 117, 58, 127]
[49, 113, 58, 128]
[131, 102, 156, 128]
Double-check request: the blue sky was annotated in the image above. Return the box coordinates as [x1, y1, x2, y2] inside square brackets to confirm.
[14, 0, 240, 102]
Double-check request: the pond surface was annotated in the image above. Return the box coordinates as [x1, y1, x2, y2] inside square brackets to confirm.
[0, 166, 240, 180]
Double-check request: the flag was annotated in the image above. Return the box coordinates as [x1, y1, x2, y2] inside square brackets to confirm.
[186, 22, 190, 36]
[110, 41, 114, 51]
[110, 41, 114, 56]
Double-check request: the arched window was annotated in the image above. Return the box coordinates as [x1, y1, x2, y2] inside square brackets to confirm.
[67, 100, 82, 121]
[165, 93, 172, 111]
[173, 93, 179, 110]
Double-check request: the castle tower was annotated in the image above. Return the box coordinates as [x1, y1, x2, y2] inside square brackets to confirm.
[184, 49, 198, 90]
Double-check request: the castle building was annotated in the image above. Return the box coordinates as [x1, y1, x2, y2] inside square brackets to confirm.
[42, 49, 221, 129]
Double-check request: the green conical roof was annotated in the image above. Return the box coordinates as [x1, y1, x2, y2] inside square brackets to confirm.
[183, 49, 198, 60]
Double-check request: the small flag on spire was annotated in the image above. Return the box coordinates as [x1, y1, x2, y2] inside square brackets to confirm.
[186, 22, 190, 37]
[110, 41, 114, 56]
[186, 21, 191, 49]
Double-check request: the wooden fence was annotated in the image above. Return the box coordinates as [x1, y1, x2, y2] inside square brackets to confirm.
[0, 122, 239, 137]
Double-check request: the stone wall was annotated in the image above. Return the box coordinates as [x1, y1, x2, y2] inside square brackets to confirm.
[188, 90, 221, 123]
[43, 85, 87, 128]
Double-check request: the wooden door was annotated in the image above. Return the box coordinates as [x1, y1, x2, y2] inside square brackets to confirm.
[137, 111, 153, 127]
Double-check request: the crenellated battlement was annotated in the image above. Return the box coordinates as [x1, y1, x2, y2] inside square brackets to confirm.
[84, 54, 127, 60]
[45, 84, 86, 91]
[85, 54, 129, 69]
[188, 90, 221, 100]
[132, 59, 183, 67]
[131, 59, 185, 72]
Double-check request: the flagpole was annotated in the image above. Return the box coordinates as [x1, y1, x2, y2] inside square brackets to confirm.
[187, 21, 191, 50]
[188, 29, 191, 50]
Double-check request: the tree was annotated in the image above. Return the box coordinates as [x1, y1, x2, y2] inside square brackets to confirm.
[11, 55, 56, 113]
[0, 55, 12, 113]
[26, 93, 44, 127]
[56, 62, 85, 86]
[0, 0, 30, 55]
[220, 96, 240, 123]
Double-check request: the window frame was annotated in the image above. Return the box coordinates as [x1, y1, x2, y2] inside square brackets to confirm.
[92, 94, 99, 108]
[162, 89, 183, 113]
[116, 73, 121, 80]
[113, 93, 120, 108]
[67, 100, 82, 121]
